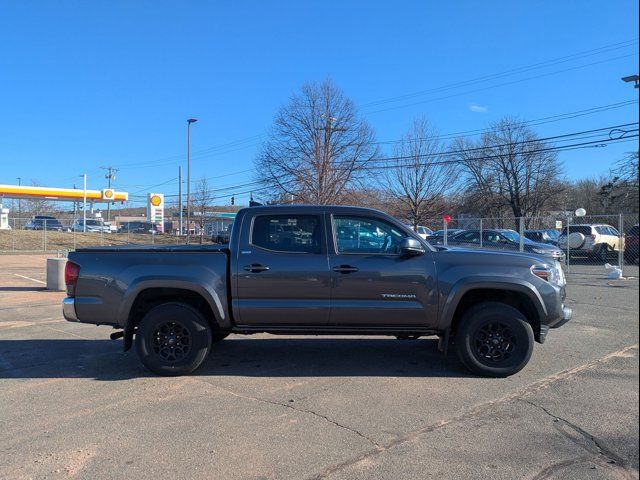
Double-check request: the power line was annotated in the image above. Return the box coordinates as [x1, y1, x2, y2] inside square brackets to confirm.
[144, 123, 638, 201]
[177, 101, 637, 192]
[101, 40, 639, 173]
[365, 53, 639, 114]
[361, 39, 638, 108]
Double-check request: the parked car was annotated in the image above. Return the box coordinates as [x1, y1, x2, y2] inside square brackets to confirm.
[24, 215, 65, 231]
[406, 225, 433, 240]
[440, 229, 566, 262]
[63, 205, 571, 378]
[71, 218, 111, 233]
[624, 225, 639, 264]
[524, 229, 560, 246]
[212, 223, 233, 244]
[118, 221, 157, 234]
[429, 228, 464, 244]
[557, 224, 623, 261]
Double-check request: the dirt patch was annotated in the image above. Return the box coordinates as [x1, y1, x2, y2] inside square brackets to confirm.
[0, 230, 207, 252]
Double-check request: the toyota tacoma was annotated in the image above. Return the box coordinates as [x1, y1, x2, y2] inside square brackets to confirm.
[63, 205, 571, 377]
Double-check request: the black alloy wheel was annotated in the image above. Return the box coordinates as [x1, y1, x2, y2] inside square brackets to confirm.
[455, 302, 534, 377]
[136, 302, 212, 376]
[151, 321, 192, 363]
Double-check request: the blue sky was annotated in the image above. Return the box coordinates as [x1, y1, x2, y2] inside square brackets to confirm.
[0, 1, 638, 207]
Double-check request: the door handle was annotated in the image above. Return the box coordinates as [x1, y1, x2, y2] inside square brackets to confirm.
[243, 264, 270, 273]
[332, 264, 359, 274]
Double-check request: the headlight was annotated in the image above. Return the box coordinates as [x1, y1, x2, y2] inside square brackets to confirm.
[531, 264, 565, 287]
[532, 248, 548, 255]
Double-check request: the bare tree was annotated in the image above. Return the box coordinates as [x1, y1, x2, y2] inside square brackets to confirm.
[193, 177, 213, 244]
[22, 179, 54, 217]
[559, 177, 609, 215]
[384, 118, 458, 229]
[599, 151, 639, 213]
[453, 117, 564, 227]
[255, 79, 378, 204]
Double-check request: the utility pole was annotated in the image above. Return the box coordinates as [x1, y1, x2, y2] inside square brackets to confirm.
[16, 177, 21, 222]
[186, 118, 198, 244]
[315, 114, 345, 204]
[178, 166, 183, 235]
[101, 166, 118, 221]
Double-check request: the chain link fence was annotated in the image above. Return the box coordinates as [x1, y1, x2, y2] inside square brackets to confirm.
[0, 217, 234, 253]
[2, 213, 638, 278]
[420, 212, 639, 277]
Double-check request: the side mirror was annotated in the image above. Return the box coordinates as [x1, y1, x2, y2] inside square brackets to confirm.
[400, 237, 425, 256]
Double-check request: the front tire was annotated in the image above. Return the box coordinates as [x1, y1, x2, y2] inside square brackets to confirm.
[455, 302, 534, 377]
[212, 332, 230, 342]
[135, 302, 212, 376]
[596, 244, 610, 262]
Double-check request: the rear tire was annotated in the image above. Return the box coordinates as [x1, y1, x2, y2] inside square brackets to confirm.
[455, 302, 534, 377]
[135, 302, 212, 376]
[597, 244, 610, 262]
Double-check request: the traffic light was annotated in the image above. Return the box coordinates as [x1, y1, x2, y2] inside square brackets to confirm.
[231, 196, 235, 206]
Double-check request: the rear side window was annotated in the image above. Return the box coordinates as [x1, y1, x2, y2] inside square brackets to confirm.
[251, 215, 321, 253]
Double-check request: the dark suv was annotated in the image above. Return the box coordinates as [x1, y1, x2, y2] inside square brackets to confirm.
[625, 225, 639, 264]
[24, 216, 65, 231]
[118, 221, 156, 234]
[435, 229, 565, 262]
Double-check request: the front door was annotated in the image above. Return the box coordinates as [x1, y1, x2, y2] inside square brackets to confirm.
[328, 214, 438, 327]
[235, 212, 330, 326]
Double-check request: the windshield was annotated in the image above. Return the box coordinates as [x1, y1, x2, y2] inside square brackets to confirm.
[83, 220, 103, 226]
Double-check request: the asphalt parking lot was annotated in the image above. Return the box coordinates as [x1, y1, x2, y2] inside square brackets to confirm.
[0, 255, 638, 480]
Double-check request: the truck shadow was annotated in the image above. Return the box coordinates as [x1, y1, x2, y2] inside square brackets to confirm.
[0, 286, 47, 292]
[0, 336, 473, 380]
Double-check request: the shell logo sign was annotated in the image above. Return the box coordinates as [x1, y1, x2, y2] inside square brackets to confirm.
[103, 189, 115, 200]
[150, 194, 162, 207]
[147, 193, 165, 232]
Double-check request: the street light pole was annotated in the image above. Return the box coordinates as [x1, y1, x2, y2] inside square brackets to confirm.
[621, 74, 639, 89]
[186, 118, 198, 243]
[16, 177, 21, 222]
[178, 166, 183, 236]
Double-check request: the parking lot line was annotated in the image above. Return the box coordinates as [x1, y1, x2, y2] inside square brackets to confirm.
[13, 273, 46, 284]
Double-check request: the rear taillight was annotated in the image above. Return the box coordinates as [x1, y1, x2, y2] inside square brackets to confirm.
[64, 261, 80, 297]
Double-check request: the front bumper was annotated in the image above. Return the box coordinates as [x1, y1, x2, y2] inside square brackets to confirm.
[539, 305, 572, 343]
[62, 297, 79, 322]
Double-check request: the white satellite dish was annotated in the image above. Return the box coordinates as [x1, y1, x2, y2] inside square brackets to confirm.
[575, 208, 586, 217]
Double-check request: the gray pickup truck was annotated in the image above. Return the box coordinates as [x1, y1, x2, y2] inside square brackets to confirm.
[63, 205, 571, 377]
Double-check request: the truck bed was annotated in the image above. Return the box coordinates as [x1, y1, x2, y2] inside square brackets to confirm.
[75, 244, 229, 253]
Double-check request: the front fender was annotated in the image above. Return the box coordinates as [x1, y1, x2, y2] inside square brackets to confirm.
[437, 277, 546, 330]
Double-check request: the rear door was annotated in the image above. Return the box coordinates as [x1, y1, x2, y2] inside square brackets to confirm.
[327, 214, 438, 327]
[234, 210, 331, 326]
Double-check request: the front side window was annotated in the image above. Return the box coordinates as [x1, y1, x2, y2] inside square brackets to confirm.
[333, 216, 406, 254]
[458, 231, 481, 243]
[251, 215, 321, 253]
